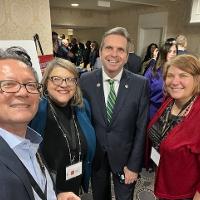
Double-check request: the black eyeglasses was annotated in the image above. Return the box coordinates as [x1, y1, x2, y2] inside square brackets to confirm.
[0, 80, 43, 94]
[49, 76, 77, 87]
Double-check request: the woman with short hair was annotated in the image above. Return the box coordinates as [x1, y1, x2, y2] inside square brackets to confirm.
[147, 54, 200, 200]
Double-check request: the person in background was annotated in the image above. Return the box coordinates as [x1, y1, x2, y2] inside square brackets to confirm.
[60, 34, 66, 40]
[57, 39, 71, 61]
[30, 58, 96, 196]
[165, 37, 176, 45]
[147, 54, 200, 200]
[176, 34, 188, 55]
[93, 57, 102, 70]
[83, 40, 91, 68]
[52, 31, 60, 57]
[142, 47, 159, 76]
[89, 41, 99, 70]
[144, 41, 177, 120]
[70, 38, 79, 64]
[80, 27, 149, 200]
[0, 46, 80, 200]
[124, 42, 141, 74]
[141, 43, 158, 74]
[76, 42, 85, 66]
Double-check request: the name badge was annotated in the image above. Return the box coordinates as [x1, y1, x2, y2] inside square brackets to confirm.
[150, 147, 160, 166]
[66, 161, 82, 180]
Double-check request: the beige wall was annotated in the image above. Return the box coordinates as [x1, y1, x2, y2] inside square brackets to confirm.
[51, 7, 108, 45]
[73, 28, 106, 44]
[0, 0, 52, 54]
[51, 8, 109, 28]
[108, 6, 140, 51]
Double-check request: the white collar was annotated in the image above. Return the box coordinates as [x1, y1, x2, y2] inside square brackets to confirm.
[102, 67, 123, 82]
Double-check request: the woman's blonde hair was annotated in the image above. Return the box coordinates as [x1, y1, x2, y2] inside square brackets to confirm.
[163, 54, 200, 96]
[176, 34, 187, 48]
[41, 58, 83, 107]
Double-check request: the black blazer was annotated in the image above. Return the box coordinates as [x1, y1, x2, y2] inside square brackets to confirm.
[124, 52, 141, 74]
[0, 137, 35, 200]
[80, 69, 149, 173]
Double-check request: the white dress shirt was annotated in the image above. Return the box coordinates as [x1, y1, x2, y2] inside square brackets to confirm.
[102, 67, 123, 105]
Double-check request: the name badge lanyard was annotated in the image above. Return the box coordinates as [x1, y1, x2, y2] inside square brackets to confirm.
[152, 96, 196, 165]
[48, 99, 82, 165]
[20, 152, 47, 200]
[161, 96, 195, 141]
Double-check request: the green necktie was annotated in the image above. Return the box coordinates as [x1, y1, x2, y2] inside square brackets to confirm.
[106, 79, 117, 123]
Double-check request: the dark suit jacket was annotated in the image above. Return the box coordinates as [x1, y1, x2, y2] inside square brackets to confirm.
[80, 69, 149, 174]
[124, 53, 141, 74]
[0, 137, 35, 200]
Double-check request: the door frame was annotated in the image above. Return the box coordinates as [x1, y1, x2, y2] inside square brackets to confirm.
[137, 12, 168, 57]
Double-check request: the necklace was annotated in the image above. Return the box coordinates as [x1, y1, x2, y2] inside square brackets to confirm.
[173, 96, 196, 117]
[48, 99, 82, 165]
[161, 96, 196, 139]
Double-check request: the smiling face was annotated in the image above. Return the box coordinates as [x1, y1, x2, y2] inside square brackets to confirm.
[100, 34, 128, 78]
[47, 66, 77, 107]
[0, 59, 40, 134]
[165, 65, 195, 104]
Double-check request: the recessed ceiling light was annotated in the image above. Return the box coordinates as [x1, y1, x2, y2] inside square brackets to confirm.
[71, 3, 79, 7]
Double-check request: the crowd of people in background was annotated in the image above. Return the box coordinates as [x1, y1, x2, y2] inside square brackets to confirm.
[0, 27, 200, 200]
[52, 31, 100, 71]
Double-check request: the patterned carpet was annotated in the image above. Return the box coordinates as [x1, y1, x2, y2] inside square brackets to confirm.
[134, 169, 156, 200]
[81, 168, 157, 200]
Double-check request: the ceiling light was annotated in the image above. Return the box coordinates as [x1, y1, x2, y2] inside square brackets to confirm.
[71, 3, 79, 7]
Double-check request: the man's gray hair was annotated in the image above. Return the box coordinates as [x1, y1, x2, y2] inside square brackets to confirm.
[100, 27, 131, 53]
[0, 46, 39, 81]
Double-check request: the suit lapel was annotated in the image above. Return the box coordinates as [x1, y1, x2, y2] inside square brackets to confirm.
[110, 70, 130, 125]
[0, 137, 35, 200]
[94, 69, 108, 125]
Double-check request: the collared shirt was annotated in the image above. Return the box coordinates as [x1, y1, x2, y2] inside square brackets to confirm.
[102, 67, 123, 105]
[0, 127, 57, 200]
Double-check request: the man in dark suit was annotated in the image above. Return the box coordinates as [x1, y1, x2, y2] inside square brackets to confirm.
[0, 47, 80, 200]
[80, 27, 149, 200]
[124, 43, 141, 74]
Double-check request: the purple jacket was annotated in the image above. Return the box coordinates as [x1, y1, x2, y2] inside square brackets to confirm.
[144, 61, 164, 119]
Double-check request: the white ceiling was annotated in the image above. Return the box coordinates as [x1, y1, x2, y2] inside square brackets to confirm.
[49, 0, 177, 11]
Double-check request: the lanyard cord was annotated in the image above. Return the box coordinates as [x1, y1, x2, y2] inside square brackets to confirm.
[161, 95, 196, 139]
[48, 99, 82, 165]
[72, 112, 82, 162]
[36, 152, 47, 196]
[19, 152, 47, 200]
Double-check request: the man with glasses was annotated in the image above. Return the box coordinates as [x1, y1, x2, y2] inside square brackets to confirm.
[0, 47, 80, 200]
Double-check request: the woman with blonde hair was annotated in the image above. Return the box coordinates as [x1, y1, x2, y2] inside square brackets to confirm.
[176, 34, 188, 55]
[30, 58, 96, 196]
